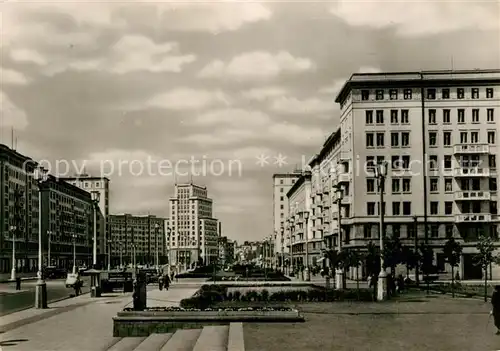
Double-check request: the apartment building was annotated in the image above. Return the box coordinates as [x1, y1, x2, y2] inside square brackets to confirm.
[168, 183, 219, 269]
[0, 144, 39, 273]
[272, 171, 302, 267]
[109, 214, 166, 267]
[41, 175, 95, 270]
[330, 69, 500, 280]
[63, 175, 110, 266]
[218, 236, 235, 266]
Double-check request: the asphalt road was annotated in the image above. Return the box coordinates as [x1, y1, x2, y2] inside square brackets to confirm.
[0, 277, 90, 316]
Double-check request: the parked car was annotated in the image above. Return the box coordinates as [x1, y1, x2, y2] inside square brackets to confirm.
[44, 266, 67, 279]
[65, 273, 80, 288]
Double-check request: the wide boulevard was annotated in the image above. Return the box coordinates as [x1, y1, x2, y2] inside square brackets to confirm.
[0, 277, 90, 316]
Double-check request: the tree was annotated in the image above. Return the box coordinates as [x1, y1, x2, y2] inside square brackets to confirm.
[401, 246, 419, 280]
[341, 249, 363, 294]
[419, 243, 434, 294]
[366, 241, 380, 299]
[443, 237, 462, 298]
[475, 234, 497, 302]
[383, 236, 403, 274]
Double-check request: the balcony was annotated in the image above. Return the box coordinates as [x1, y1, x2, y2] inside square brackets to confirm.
[453, 144, 490, 154]
[454, 191, 491, 201]
[455, 213, 492, 223]
[338, 173, 351, 183]
[453, 167, 490, 177]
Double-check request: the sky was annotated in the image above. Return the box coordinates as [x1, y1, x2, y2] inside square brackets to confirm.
[1, 0, 499, 244]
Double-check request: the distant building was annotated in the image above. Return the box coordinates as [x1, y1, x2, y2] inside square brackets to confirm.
[109, 214, 166, 267]
[219, 236, 235, 266]
[168, 183, 220, 269]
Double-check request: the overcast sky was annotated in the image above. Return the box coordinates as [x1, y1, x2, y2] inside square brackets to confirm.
[1, 0, 499, 243]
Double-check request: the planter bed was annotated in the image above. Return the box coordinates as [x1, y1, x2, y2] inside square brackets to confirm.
[113, 308, 304, 337]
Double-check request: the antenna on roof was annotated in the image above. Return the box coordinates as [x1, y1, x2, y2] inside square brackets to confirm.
[11, 127, 14, 149]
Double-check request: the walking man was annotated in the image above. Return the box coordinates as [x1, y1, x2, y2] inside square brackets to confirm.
[15, 277, 21, 291]
[164, 273, 171, 291]
[158, 274, 164, 291]
[491, 285, 500, 334]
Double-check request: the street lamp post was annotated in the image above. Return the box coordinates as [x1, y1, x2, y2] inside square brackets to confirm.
[34, 166, 48, 309]
[72, 233, 77, 274]
[304, 211, 310, 281]
[413, 215, 420, 286]
[154, 223, 160, 271]
[90, 191, 100, 269]
[280, 227, 284, 273]
[47, 230, 52, 267]
[334, 186, 344, 290]
[119, 242, 123, 269]
[10, 225, 17, 281]
[375, 161, 388, 301]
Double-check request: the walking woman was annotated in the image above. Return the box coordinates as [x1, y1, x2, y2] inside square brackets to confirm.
[491, 285, 500, 334]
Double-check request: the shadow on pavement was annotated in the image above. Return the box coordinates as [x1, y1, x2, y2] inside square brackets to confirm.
[0, 338, 29, 346]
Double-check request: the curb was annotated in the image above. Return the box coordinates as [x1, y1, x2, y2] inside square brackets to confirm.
[1, 291, 91, 316]
[0, 277, 38, 284]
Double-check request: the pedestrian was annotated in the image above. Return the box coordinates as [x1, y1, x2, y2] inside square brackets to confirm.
[397, 274, 405, 294]
[164, 274, 170, 291]
[158, 274, 164, 291]
[170, 272, 175, 283]
[15, 276, 21, 291]
[491, 285, 500, 334]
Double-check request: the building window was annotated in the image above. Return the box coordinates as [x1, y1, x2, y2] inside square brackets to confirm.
[430, 224, 439, 238]
[403, 89, 412, 99]
[363, 224, 371, 238]
[280, 179, 284, 184]
[486, 88, 494, 99]
[402, 178, 411, 193]
[491, 201, 498, 215]
[443, 109, 451, 124]
[430, 178, 439, 193]
[445, 178, 453, 192]
[472, 109, 479, 123]
[365, 110, 373, 124]
[390, 110, 398, 124]
[376, 110, 384, 124]
[377, 155, 385, 165]
[460, 132, 467, 144]
[393, 224, 401, 238]
[471, 131, 479, 143]
[471, 88, 479, 99]
[428, 109, 436, 124]
[376, 90, 384, 100]
[443, 132, 451, 146]
[280, 188, 284, 193]
[430, 202, 439, 215]
[366, 133, 374, 148]
[367, 179, 375, 193]
[442, 88, 450, 99]
[487, 109, 494, 122]
[427, 89, 436, 99]
[366, 156, 375, 171]
[391, 155, 400, 169]
[280, 196, 284, 201]
[429, 132, 437, 146]
[458, 109, 465, 123]
[390, 89, 398, 100]
[488, 131, 496, 144]
[445, 225, 454, 238]
[490, 178, 497, 191]
[361, 90, 370, 100]
[392, 179, 400, 193]
[391, 132, 399, 147]
[444, 155, 452, 169]
[401, 132, 410, 147]
[429, 155, 438, 170]
[377, 202, 386, 216]
[376, 133, 384, 147]
[401, 110, 409, 124]
[367, 202, 376, 216]
[445, 202, 453, 215]
[489, 155, 496, 168]
[402, 202, 411, 215]
[402, 156, 410, 169]
[392, 202, 400, 215]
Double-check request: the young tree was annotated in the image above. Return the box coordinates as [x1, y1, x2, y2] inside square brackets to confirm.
[383, 236, 403, 274]
[419, 243, 434, 294]
[341, 249, 363, 293]
[401, 246, 419, 281]
[442, 237, 462, 298]
[475, 234, 497, 302]
[366, 241, 380, 299]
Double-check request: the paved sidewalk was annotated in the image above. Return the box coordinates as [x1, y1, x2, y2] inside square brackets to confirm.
[0, 272, 37, 283]
[0, 285, 200, 350]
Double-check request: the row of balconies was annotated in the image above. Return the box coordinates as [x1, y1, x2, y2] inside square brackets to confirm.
[454, 144, 491, 155]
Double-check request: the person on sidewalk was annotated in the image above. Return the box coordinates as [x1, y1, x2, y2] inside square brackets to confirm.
[164, 273, 170, 291]
[158, 274, 164, 291]
[15, 277, 21, 291]
[491, 285, 500, 334]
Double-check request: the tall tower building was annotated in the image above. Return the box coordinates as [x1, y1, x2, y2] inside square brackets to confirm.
[168, 183, 219, 270]
[272, 171, 302, 267]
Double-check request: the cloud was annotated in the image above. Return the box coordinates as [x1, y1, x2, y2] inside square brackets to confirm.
[1, 68, 30, 85]
[267, 123, 326, 147]
[145, 88, 231, 110]
[10, 48, 47, 65]
[189, 109, 271, 127]
[0, 91, 29, 130]
[330, 1, 499, 36]
[241, 87, 287, 101]
[198, 51, 314, 80]
[271, 97, 333, 115]
[318, 66, 381, 96]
